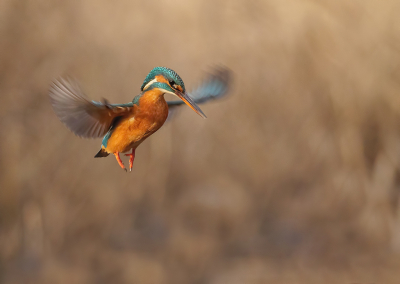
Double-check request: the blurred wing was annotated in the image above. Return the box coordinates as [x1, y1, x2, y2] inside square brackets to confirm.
[49, 78, 134, 138]
[167, 66, 232, 117]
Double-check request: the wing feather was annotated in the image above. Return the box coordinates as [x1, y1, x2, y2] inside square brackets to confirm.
[49, 79, 133, 138]
[167, 67, 232, 118]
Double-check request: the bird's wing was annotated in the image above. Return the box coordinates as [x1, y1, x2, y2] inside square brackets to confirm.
[167, 66, 232, 116]
[49, 79, 134, 138]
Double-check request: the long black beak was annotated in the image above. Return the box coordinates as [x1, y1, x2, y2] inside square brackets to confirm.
[176, 91, 207, 118]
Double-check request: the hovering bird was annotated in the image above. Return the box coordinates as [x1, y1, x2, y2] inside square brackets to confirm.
[49, 66, 231, 171]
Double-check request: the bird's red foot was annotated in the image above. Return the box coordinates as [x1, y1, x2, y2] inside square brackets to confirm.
[114, 152, 126, 171]
[125, 149, 136, 172]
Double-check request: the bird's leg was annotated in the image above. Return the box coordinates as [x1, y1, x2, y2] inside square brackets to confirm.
[125, 149, 136, 172]
[114, 152, 126, 171]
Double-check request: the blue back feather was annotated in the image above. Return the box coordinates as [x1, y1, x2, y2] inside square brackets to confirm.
[101, 117, 122, 147]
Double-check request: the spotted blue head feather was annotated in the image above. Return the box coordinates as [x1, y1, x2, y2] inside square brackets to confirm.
[141, 67, 186, 92]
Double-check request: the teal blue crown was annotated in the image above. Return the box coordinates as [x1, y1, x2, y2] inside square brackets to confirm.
[141, 67, 185, 92]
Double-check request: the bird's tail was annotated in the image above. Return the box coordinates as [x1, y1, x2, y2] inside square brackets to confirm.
[94, 147, 109, 158]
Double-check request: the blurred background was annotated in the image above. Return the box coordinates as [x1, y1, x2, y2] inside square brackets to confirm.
[1, 0, 400, 283]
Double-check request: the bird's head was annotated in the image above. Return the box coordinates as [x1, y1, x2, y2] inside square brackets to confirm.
[141, 67, 206, 118]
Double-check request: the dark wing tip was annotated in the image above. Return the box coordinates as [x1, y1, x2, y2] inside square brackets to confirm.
[209, 65, 233, 97]
[210, 65, 233, 85]
[190, 65, 233, 104]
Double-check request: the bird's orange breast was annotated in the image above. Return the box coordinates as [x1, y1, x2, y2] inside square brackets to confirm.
[105, 90, 169, 153]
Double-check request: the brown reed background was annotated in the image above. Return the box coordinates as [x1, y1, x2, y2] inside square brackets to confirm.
[1, 0, 400, 283]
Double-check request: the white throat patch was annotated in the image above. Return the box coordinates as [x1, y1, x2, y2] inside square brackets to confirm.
[142, 77, 178, 97]
[143, 78, 158, 91]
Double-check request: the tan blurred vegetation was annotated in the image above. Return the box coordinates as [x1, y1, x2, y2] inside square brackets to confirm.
[1, 0, 400, 283]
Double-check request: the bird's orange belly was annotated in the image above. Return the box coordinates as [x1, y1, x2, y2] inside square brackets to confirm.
[105, 101, 168, 153]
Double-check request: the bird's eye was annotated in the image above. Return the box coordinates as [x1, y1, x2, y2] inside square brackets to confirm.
[169, 80, 177, 89]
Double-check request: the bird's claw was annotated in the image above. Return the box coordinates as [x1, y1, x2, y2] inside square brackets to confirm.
[124, 149, 135, 172]
[114, 152, 127, 171]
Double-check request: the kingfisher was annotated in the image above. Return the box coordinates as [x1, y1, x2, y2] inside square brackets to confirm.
[49, 66, 231, 171]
